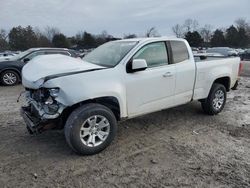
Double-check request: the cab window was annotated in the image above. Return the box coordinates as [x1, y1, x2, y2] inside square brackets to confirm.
[133, 42, 168, 68]
[170, 41, 189, 63]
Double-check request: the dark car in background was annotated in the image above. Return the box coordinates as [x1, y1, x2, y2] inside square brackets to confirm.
[0, 48, 78, 86]
[206, 47, 238, 57]
[240, 49, 250, 60]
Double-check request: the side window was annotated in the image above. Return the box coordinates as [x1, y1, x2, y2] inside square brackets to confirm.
[133, 42, 168, 68]
[24, 51, 46, 60]
[170, 41, 189, 64]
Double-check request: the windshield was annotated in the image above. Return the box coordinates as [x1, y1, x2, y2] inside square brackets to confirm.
[8, 49, 34, 61]
[83, 41, 138, 67]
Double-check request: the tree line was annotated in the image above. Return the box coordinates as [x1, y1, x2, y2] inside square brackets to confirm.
[172, 18, 250, 48]
[0, 26, 122, 51]
[0, 25, 161, 51]
[0, 18, 249, 51]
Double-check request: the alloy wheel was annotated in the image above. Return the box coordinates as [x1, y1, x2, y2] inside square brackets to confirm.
[3, 72, 17, 85]
[212, 90, 225, 110]
[80, 115, 110, 147]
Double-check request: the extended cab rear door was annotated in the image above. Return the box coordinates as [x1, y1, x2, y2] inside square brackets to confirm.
[125, 41, 176, 117]
[169, 40, 196, 105]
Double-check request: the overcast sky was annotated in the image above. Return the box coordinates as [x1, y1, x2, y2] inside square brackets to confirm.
[1, 0, 249, 37]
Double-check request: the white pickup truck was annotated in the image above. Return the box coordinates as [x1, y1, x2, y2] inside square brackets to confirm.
[21, 37, 241, 155]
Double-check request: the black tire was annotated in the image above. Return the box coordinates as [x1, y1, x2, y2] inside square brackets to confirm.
[64, 103, 117, 155]
[0, 70, 20, 86]
[231, 80, 238, 90]
[201, 83, 227, 115]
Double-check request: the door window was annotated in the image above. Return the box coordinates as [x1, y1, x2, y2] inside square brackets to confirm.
[24, 51, 46, 60]
[133, 42, 169, 68]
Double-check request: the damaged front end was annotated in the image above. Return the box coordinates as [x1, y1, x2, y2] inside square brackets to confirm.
[21, 87, 66, 134]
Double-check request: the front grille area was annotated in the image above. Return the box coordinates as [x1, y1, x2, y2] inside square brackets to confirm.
[25, 88, 50, 103]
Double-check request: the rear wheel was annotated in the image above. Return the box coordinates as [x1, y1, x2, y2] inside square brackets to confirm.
[64, 103, 117, 155]
[0, 70, 20, 86]
[201, 83, 227, 115]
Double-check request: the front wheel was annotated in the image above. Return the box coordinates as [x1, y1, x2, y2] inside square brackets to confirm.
[64, 103, 117, 155]
[201, 83, 227, 115]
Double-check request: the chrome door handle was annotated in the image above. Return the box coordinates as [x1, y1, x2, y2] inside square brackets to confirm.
[163, 72, 173, 77]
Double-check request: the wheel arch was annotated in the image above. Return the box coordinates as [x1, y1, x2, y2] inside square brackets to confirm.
[213, 76, 231, 92]
[61, 96, 121, 124]
[0, 68, 21, 80]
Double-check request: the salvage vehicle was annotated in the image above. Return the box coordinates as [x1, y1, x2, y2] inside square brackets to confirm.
[20, 38, 241, 155]
[0, 48, 78, 86]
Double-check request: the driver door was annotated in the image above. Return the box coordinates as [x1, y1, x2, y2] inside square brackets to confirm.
[125, 41, 176, 117]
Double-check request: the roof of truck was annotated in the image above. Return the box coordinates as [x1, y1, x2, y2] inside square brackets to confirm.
[115, 37, 187, 43]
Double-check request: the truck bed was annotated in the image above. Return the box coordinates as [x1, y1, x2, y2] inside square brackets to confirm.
[193, 55, 240, 101]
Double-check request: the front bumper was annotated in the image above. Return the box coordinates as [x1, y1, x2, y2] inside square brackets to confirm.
[20, 90, 66, 134]
[20, 106, 49, 134]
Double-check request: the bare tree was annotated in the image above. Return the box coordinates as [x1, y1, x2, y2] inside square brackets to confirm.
[183, 19, 192, 32]
[100, 30, 109, 38]
[235, 18, 250, 37]
[235, 18, 248, 29]
[75, 31, 83, 40]
[247, 21, 250, 38]
[172, 24, 184, 38]
[34, 27, 43, 38]
[199, 24, 213, 43]
[183, 19, 199, 32]
[0, 29, 8, 40]
[0, 29, 9, 50]
[145, 27, 160, 37]
[124, 33, 137, 39]
[33, 27, 52, 47]
[44, 26, 60, 42]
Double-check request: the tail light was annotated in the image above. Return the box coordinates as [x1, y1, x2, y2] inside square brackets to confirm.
[238, 62, 243, 76]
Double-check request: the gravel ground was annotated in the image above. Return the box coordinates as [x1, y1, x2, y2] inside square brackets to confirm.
[0, 62, 250, 187]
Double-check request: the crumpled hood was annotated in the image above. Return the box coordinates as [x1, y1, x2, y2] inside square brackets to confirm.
[22, 54, 104, 89]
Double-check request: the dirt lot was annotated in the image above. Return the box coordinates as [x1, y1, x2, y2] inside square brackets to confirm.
[0, 62, 250, 188]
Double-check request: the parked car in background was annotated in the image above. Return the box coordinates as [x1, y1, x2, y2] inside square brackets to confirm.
[240, 49, 250, 60]
[0, 52, 16, 61]
[0, 48, 78, 86]
[235, 48, 245, 55]
[191, 47, 199, 54]
[206, 47, 238, 57]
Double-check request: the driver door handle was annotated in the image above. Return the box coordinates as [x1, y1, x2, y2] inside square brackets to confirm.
[163, 72, 173, 78]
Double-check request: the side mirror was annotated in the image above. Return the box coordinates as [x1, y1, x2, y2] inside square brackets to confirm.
[23, 58, 30, 63]
[131, 59, 147, 72]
